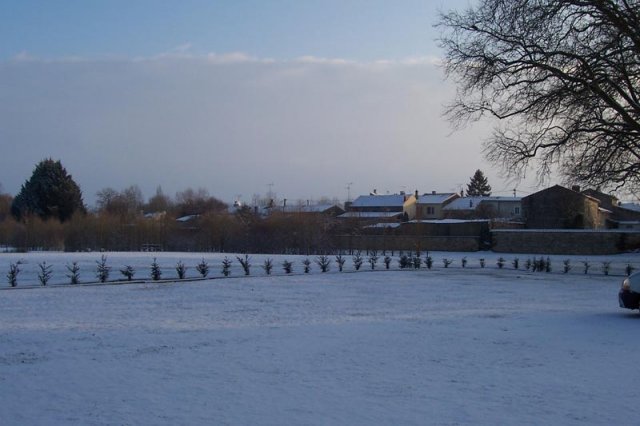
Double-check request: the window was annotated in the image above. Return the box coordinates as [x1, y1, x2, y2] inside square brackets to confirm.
[514, 207, 520, 215]
[426, 206, 435, 215]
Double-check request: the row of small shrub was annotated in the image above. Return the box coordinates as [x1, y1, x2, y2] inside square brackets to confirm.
[5, 253, 637, 287]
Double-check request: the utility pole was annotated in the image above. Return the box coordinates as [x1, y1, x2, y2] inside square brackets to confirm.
[346, 182, 354, 202]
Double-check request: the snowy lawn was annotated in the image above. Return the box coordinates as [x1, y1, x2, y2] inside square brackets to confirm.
[1, 253, 639, 425]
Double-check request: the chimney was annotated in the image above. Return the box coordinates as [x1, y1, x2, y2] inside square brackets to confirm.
[283, 198, 287, 207]
[432, 190, 436, 195]
[460, 189, 464, 197]
[415, 190, 419, 201]
[571, 185, 581, 192]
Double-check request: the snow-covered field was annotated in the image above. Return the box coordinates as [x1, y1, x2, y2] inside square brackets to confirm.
[1, 252, 639, 425]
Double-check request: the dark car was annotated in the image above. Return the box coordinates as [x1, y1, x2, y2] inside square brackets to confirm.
[619, 272, 640, 310]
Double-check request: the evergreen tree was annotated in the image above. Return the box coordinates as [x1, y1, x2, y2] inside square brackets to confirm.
[11, 159, 86, 222]
[466, 169, 492, 196]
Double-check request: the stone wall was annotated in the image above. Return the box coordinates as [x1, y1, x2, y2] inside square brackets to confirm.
[492, 230, 640, 255]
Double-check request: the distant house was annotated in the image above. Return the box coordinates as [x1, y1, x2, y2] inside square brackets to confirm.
[522, 185, 601, 229]
[443, 196, 522, 220]
[414, 192, 459, 220]
[339, 191, 416, 222]
[582, 188, 640, 226]
[275, 202, 344, 217]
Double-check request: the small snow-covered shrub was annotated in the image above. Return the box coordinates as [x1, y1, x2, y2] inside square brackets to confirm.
[150, 258, 162, 281]
[120, 265, 135, 281]
[353, 253, 363, 271]
[221, 257, 232, 276]
[525, 258, 532, 271]
[7, 261, 22, 287]
[399, 255, 411, 269]
[303, 258, 312, 273]
[512, 258, 519, 269]
[626, 264, 634, 276]
[7, 261, 21, 287]
[563, 259, 571, 274]
[425, 255, 433, 270]
[316, 255, 331, 273]
[479, 258, 485, 268]
[583, 261, 591, 274]
[38, 261, 53, 286]
[602, 261, 611, 276]
[282, 260, 293, 274]
[384, 255, 392, 269]
[66, 261, 80, 284]
[176, 261, 187, 279]
[368, 254, 378, 270]
[413, 256, 422, 269]
[335, 254, 346, 272]
[96, 255, 110, 283]
[442, 258, 452, 268]
[262, 258, 274, 275]
[545, 257, 552, 273]
[461, 257, 467, 268]
[196, 259, 209, 278]
[237, 255, 251, 276]
[496, 257, 505, 269]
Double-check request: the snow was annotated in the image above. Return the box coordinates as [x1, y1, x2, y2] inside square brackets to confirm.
[1, 251, 640, 425]
[350, 194, 408, 208]
[415, 193, 457, 204]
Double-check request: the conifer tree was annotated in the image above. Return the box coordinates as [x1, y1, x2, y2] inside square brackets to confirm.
[466, 169, 492, 196]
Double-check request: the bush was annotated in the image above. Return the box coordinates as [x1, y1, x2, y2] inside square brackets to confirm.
[563, 259, 571, 274]
[425, 255, 433, 270]
[545, 257, 552, 273]
[316, 255, 331, 273]
[626, 263, 634, 276]
[335, 254, 346, 272]
[221, 257, 232, 276]
[7, 261, 21, 287]
[442, 258, 452, 268]
[96, 255, 110, 283]
[262, 258, 274, 275]
[602, 261, 611, 276]
[461, 257, 467, 268]
[525, 258, 532, 271]
[412, 256, 422, 269]
[150, 258, 162, 281]
[479, 258, 485, 268]
[399, 255, 411, 269]
[303, 258, 311, 273]
[66, 261, 80, 284]
[237, 255, 251, 276]
[583, 261, 591, 274]
[176, 261, 187, 279]
[282, 260, 293, 274]
[38, 261, 53, 286]
[496, 257, 505, 269]
[368, 254, 378, 270]
[196, 258, 209, 278]
[120, 265, 135, 281]
[383, 255, 392, 269]
[353, 253, 363, 271]
[512, 258, 519, 269]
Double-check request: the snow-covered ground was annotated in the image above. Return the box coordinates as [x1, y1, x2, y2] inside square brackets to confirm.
[1, 252, 639, 425]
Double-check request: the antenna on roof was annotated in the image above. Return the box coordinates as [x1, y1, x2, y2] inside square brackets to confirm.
[346, 182, 353, 202]
[513, 188, 517, 197]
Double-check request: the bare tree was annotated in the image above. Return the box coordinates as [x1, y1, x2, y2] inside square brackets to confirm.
[439, 0, 640, 192]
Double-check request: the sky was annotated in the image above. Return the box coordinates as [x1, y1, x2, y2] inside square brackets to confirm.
[0, 0, 544, 207]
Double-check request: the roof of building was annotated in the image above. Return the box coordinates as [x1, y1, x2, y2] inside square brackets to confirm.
[415, 193, 458, 204]
[619, 203, 640, 212]
[338, 211, 404, 219]
[278, 203, 341, 214]
[444, 196, 521, 211]
[350, 194, 411, 208]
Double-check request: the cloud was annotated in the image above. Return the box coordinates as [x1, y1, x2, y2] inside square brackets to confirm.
[0, 52, 510, 206]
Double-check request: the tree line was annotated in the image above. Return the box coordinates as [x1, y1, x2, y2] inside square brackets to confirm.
[0, 159, 342, 253]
